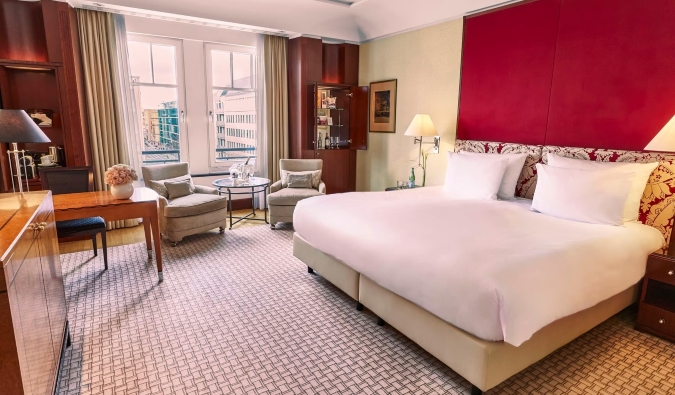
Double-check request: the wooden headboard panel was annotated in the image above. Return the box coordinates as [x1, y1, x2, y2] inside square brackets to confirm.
[455, 139, 675, 254]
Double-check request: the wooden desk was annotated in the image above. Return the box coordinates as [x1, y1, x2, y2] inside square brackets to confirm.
[53, 187, 164, 281]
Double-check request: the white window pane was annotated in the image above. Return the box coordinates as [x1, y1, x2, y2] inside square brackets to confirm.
[128, 41, 152, 83]
[213, 89, 256, 163]
[233, 53, 252, 88]
[134, 86, 181, 164]
[151, 45, 177, 85]
[212, 50, 232, 87]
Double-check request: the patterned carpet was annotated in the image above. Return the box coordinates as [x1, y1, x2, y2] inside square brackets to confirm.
[57, 225, 675, 395]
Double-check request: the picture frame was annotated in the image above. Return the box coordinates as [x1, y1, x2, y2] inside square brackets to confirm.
[369, 79, 397, 133]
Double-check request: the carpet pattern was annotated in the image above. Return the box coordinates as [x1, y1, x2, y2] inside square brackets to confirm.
[57, 225, 675, 395]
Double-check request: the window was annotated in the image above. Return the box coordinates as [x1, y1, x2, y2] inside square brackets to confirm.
[128, 35, 186, 165]
[205, 42, 257, 167]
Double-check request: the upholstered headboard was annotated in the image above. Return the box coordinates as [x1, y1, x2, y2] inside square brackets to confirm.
[455, 139, 675, 254]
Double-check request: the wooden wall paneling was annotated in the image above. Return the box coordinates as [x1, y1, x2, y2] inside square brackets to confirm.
[457, 0, 560, 145]
[316, 149, 353, 194]
[349, 86, 368, 150]
[304, 38, 322, 83]
[339, 44, 359, 86]
[288, 37, 322, 159]
[0, 0, 48, 62]
[56, 3, 90, 166]
[322, 44, 340, 84]
[0, 65, 11, 192]
[41, 0, 63, 64]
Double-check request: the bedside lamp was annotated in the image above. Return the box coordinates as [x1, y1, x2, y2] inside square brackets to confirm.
[404, 114, 440, 187]
[645, 114, 675, 152]
[404, 114, 440, 165]
[0, 109, 51, 195]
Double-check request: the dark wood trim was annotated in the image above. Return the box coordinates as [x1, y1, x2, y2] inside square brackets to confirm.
[0, 59, 60, 68]
[230, 198, 253, 211]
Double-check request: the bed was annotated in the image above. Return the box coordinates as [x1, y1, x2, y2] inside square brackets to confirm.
[291, 140, 675, 394]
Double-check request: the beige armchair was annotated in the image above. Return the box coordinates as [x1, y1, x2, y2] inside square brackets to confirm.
[268, 159, 326, 229]
[142, 163, 228, 245]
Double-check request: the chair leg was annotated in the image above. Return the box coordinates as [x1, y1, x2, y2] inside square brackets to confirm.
[92, 234, 97, 257]
[471, 385, 483, 395]
[100, 230, 108, 271]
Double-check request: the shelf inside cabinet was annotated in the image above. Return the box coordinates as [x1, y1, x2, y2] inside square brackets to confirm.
[644, 279, 675, 313]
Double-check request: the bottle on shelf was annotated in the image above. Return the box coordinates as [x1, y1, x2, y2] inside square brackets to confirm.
[408, 167, 416, 188]
[325, 133, 331, 150]
[318, 132, 323, 149]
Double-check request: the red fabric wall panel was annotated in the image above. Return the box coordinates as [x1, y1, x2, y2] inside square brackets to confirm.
[457, 0, 561, 145]
[545, 0, 675, 150]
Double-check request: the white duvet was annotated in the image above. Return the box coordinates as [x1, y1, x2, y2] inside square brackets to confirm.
[293, 187, 664, 346]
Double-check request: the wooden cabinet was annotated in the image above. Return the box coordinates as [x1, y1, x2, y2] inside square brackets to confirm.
[636, 254, 675, 342]
[0, 0, 91, 192]
[0, 191, 69, 394]
[288, 37, 368, 194]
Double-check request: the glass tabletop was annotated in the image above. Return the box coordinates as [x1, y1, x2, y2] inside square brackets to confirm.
[212, 177, 271, 188]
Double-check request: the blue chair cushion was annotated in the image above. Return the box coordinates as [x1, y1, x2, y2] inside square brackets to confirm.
[56, 217, 106, 237]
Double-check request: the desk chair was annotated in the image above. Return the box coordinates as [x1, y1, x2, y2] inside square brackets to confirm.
[40, 167, 108, 270]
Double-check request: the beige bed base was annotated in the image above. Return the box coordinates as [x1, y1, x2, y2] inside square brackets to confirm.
[293, 233, 638, 393]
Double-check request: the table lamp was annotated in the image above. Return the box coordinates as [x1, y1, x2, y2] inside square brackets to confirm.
[0, 109, 51, 195]
[645, 115, 675, 152]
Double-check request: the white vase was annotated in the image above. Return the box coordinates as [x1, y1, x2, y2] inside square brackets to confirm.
[111, 183, 134, 199]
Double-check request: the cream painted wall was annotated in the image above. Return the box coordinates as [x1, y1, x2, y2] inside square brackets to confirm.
[357, 18, 464, 192]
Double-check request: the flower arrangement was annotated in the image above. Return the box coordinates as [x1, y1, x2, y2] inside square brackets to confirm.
[104, 164, 138, 186]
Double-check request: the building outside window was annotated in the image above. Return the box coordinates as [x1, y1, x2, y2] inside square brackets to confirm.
[206, 42, 257, 167]
[128, 35, 186, 165]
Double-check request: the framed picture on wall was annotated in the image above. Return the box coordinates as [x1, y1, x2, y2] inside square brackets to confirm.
[369, 79, 397, 133]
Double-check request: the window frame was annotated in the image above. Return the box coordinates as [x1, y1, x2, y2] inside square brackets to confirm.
[128, 34, 189, 166]
[204, 42, 257, 170]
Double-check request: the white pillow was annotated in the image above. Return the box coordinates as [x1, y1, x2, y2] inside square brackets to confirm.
[546, 153, 658, 222]
[444, 152, 509, 200]
[460, 151, 528, 200]
[532, 164, 635, 225]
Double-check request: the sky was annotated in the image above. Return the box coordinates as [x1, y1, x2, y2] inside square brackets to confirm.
[128, 41, 253, 110]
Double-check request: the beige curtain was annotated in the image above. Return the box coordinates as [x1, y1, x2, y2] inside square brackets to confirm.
[77, 9, 137, 229]
[262, 35, 289, 183]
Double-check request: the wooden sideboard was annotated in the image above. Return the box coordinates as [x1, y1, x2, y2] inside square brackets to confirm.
[0, 191, 69, 395]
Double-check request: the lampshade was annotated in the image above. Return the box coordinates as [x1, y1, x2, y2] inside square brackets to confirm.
[404, 114, 438, 137]
[645, 114, 675, 152]
[0, 109, 51, 143]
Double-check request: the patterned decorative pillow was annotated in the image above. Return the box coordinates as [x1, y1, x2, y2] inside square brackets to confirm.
[455, 140, 543, 199]
[543, 146, 675, 254]
[165, 180, 194, 199]
[281, 170, 322, 189]
[287, 173, 314, 189]
[148, 175, 194, 199]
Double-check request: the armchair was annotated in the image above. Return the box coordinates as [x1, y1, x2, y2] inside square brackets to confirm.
[142, 163, 228, 245]
[268, 159, 326, 229]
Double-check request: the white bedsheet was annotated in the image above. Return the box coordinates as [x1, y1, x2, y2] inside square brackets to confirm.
[293, 187, 664, 346]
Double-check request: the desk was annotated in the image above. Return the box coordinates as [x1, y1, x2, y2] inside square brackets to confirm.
[53, 187, 164, 281]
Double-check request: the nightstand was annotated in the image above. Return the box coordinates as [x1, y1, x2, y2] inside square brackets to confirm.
[636, 254, 675, 342]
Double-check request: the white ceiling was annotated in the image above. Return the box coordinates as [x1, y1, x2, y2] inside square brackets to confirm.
[67, 0, 519, 43]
